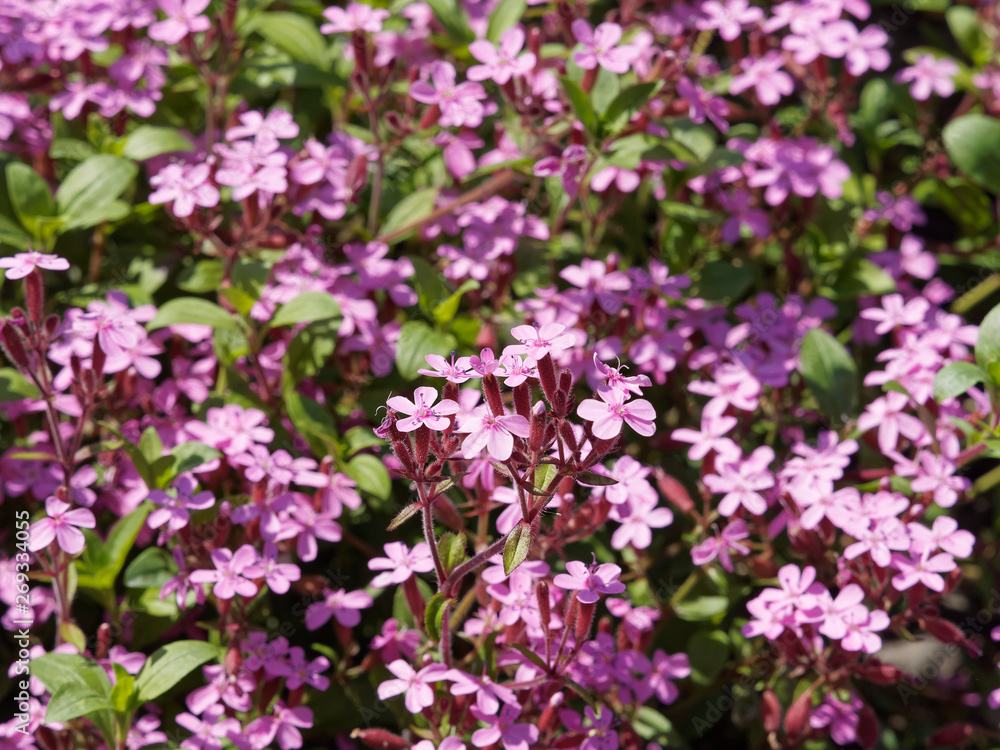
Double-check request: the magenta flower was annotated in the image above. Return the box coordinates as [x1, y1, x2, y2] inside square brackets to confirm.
[455, 406, 531, 461]
[908, 516, 975, 558]
[445, 669, 519, 715]
[691, 519, 751, 572]
[553, 560, 626, 604]
[0, 251, 70, 279]
[468, 28, 536, 84]
[320, 2, 390, 34]
[188, 545, 259, 600]
[909, 451, 970, 508]
[149, 163, 220, 218]
[304, 587, 373, 629]
[859, 293, 929, 334]
[696, 0, 764, 41]
[814, 583, 866, 640]
[270, 647, 330, 691]
[677, 77, 730, 133]
[226, 109, 299, 145]
[810, 693, 863, 746]
[470, 704, 539, 750]
[376, 659, 449, 713]
[729, 52, 794, 106]
[186, 664, 256, 714]
[559, 258, 632, 315]
[570, 20, 636, 74]
[577, 387, 656, 440]
[507, 322, 577, 365]
[609, 494, 673, 550]
[896, 54, 959, 100]
[418, 353, 472, 383]
[147, 474, 215, 535]
[671, 399, 739, 460]
[368, 541, 435, 587]
[410, 62, 488, 128]
[176, 705, 241, 750]
[387, 386, 460, 432]
[148, 0, 211, 45]
[649, 649, 691, 704]
[890, 549, 956, 592]
[704, 445, 775, 516]
[839, 606, 889, 653]
[856, 392, 925, 453]
[242, 543, 302, 595]
[28, 497, 96, 556]
[273, 496, 341, 562]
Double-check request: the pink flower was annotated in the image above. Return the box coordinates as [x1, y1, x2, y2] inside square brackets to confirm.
[304, 588, 373, 629]
[691, 519, 751, 571]
[729, 52, 794, 105]
[649, 650, 690, 704]
[455, 406, 530, 461]
[828, 22, 890, 76]
[376, 659, 449, 713]
[815, 583, 866, 640]
[188, 545, 259, 600]
[704, 446, 775, 516]
[810, 694, 863, 745]
[697, 0, 764, 41]
[28, 496, 96, 556]
[320, 2, 390, 33]
[149, 163, 220, 217]
[468, 28, 536, 84]
[577, 387, 656, 440]
[418, 353, 472, 383]
[909, 452, 970, 508]
[859, 293, 929, 334]
[410, 62, 488, 128]
[890, 549, 956, 592]
[839, 606, 889, 653]
[226, 109, 299, 146]
[368, 541, 435, 587]
[147, 474, 215, 535]
[553, 560, 626, 603]
[0, 251, 70, 280]
[506, 322, 577, 365]
[387, 386, 460, 432]
[470, 704, 538, 750]
[856, 392, 926, 453]
[570, 20, 636, 74]
[908, 516, 975, 558]
[242, 543, 302, 595]
[677, 77, 730, 133]
[896, 54, 959, 100]
[609, 495, 673, 550]
[148, 0, 211, 45]
[532, 144, 589, 195]
[671, 399, 739, 460]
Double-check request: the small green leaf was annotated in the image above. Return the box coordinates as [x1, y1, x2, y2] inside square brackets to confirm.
[269, 292, 341, 328]
[122, 126, 195, 161]
[346, 454, 391, 501]
[247, 13, 328, 67]
[503, 521, 532, 575]
[6, 162, 55, 222]
[147, 298, 240, 331]
[505, 643, 549, 672]
[110, 664, 136, 713]
[425, 0, 475, 42]
[0, 368, 41, 402]
[44, 687, 114, 724]
[344, 425, 384, 455]
[576, 470, 618, 486]
[379, 188, 440, 242]
[438, 533, 467, 576]
[798, 328, 858, 423]
[395, 320, 457, 380]
[486, 0, 526, 43]
[177, 260, 225, 293]
[559, 76, 599, 136]
[55, 155, 137, 225]
[534, 463, 558, 493]
[425, 592, 452, 640]
[974, 302, 1000, 376]
[687, 631, 729, 684]
[673, 595, 729, 621]
[603, 82, 663, 134]
[387, 502, 422, 531]
[170, 441, 221, 476]
[943, 115, 1000, 195]
[31, 653, 114, 697]
[135, 641, 221, 702]
[124, 547, 178, 589]
[433, 279, 479, 328]
[933, 361, 988, 401]
[138, 426, 163, 466]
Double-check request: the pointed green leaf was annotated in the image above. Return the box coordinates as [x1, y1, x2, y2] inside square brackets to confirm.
[503, 521, 532, 575]
[135, 641, 221, 702]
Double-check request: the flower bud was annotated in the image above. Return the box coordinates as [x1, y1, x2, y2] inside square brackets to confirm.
[761, 689, 781, 733]
[575, 601, 596, 640]
[414, 424, 430, 466]
[96, 623, 112, 660]
[0, 322, 31, 371]
[482, 373, 504, 417]
[536, 354, 559, 407]
[349, 729, 409, 750]
[24, 269, 44, 324]
[538, 690, 565, 733]
[927, 724, 973, 747]
[529, 403, 546, 453]
[513, 382, 531, 419]
[783, 683, 814, 740]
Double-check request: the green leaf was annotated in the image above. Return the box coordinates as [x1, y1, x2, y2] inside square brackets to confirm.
[673, 595, 729, 621]
[6, 162, 55, 222]
[269, 291, 341, 328]
[505, 643, 549, 673]
[282, 375, 339, 458]
[139, 426, 163, 466]
[437, 533, 467, 576]
[379, 187, 440, 243]
[668, 121, 716, 163]
[344, 425, 384, 456]
[147, 298, 240, 331]
[534, 463, 558, 493]
[946, 6, 990, 65]
[121, 126, 195, 161]
[44, 686, 114, 724]
[697, 260, 754, 300]
[559, 76, 599, 136]
[55, 155, 137, 225]
[434, 279, 479, 328]
[974, 302, 1000, 376]
[424, 592, 452, 641]
[576, 470, 618, 486]
[0, 367, 41, 402]
[170, 441, 221, 475]
[798, 328, 858, 423]
[486, 0, 526, 43]
[346, 453, 391, 501]
[110, 664, 136, 713]
[425, 0, 475, 43]
[135, 641, 221, 702]
[503, 521, 532, 575]
[943, 115, 1000, 195]
[395, 320, 457, 380]
[387, 502, 422, 531]
[933, 361, 988, 401]
[603, 82, 663, 135]
[247, 13, 328, 67]
[590, 68, 620, 116]
[832, 257, 896, 298]
[687, 631, 730, 684]
[76, 504, 151, 591]
[177, 259, 225, 293]
[124, 547, 178, 589]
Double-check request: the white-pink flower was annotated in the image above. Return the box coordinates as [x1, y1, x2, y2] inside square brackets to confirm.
[320, 2, 390, 34]
[506, 322, 577, 366]
[468, 28, 536, 85]
[387, 386, 459, 432]
[28, 497, 96, 556]
[896, 54, 959, 100]
[368, 542, 435, 587]
[577, 387, 656, 440]
[376, 660, 449, 714]
[570, 20, 637, 74]
[455, 406, 530, 461]
[704, 446, 775, 516]
[0, 251, 70, 280]
[553, 560, 626, 603]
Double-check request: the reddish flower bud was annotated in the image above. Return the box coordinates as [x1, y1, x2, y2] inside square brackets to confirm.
[653, 469, 696, 513]
[482, 373, 504, 417]
[924, 618, 981, 657]
[575, 601, 596, 640]
[96, 623, 112, 660]
[927, 723, 973, 747]
[24, 269, 44, 324]
[513, 382, 531, 419]
[0, 321, 31, 371]
[856, 701, 879, 749]
[414, 424, 431, 466]
[761, 689, 781, 733]
[783, 683, 815, 741]
[225, 645, 242, 675]
[349, 729, 410, 750]
[536, 353, 559, 406]
[537, 690, 565, 733]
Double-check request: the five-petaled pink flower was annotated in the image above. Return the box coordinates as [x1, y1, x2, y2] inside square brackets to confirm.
[376, 659, 449, 714]
[368, 541, 435, 587]
[148, 0, 211, 45]
[577, 387, 657, 440]
[320, 2, 390, 34]
[507, 322, 577, 366]
[896, 54, 958, 101]
[571, 20, 637, 74]
[28, 496, 96, 556]
[0, 251, 70, 280]
[553, 560, 626, 603]
[189, 544, 259, 600]
[455, 405, 531, 461]
[468, 28, 536, 85]
[387, 386, 460, 432]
